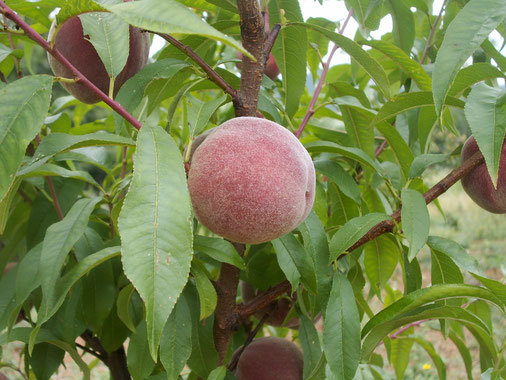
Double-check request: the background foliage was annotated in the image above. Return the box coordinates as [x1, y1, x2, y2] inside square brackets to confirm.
[0, 0, 505, 379]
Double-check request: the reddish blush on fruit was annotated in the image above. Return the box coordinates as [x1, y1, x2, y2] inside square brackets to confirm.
[48, 0, 150, 104]
[187, 117, 316, 244]
[461, 136, 506, 214]
[233, 337, 303, 380]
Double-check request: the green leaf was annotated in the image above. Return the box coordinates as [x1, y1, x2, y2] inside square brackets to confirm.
[297, 211, 332, 308]
[79, 11, 129, 79]
[298, 312, 322, 379]
[364, 235, 399, 296]
[49, 340, 91, 380]
[191, 260, 217, 320]
[306, 141, 385, 175]
[115, 58, 190, 133]
[272, 234, 318, 294]
[127, 320, 156, 380]
[187, 93, 228, 137]
[427, 236, 481, 275]
[269, 0, 307, 117]
[160, 295, 192, 380]
[411, 337, 447, 380]
[0, 178, 21, 234]
[323, 271, 361, 380]
[55, 0, 106, 26]
[401, 189, 429, 261]
[432, 0, 506, 116]
[314, 160, 361, 205]
[116, 284, 139, 332]
[362, 284, 504, 338]
[362, 306, 493, 360]
[448, 63, 505, 97]
[18, 132, 135, 175]
[118, 125, 193, 359]
[40, 246, 120, 329]
[385, 0, 415, 54]
[431, 249, 464, 286]
[208, 366, 227, 380]
[373, 92, 465, 125]
[363, 40, 432, 91]
[409, 154, 450, 179]
[339, 104, 375, 158]
[376, 121, 414, 183]
[0, 75, 53, 202]
[388, 337, 414, 380]
[39, 197, 101, 320]
[104, 0, 250, 56]
[329, 213, 391, 263]
[481, 38, 506, 72]
[448, 330, 474, 380]
[186, 284, 218, 378]
[30, 342, 65, 380]
[470, 273, 506, 305]
[193, 235, 245, 270]
[21, 163, 102, 190]
[292, 22, 390, 100]
[464, 83, 506, 185]
[0, 44, 14, 63]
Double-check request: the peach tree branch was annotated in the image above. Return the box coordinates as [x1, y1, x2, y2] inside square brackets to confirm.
[295, 7, 354, 138]
[241, 150, 485, 318]
[0, 1, 142, 130]
[152, 31, 238, 99]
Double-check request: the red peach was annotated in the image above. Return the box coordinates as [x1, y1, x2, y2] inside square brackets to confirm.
[48, 0, 150, 104]
[187, 117, 315, 244]
[461, 136, 506, 214]
[233, 337, 303, 380]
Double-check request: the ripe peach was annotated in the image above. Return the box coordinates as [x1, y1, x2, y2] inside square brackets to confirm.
[461, 136, 506, 214]
[241, 281, 299, 328]
[233, 337, 303, 380]
[187, 117, 315, 244]
[48, 1, 150, 104]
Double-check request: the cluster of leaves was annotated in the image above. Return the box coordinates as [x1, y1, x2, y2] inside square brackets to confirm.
[0, 0, 505, 379]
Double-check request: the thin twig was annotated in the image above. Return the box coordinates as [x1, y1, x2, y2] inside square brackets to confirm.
[45, 176, 64, 220]
[227, 313, 268, 372]
[76, 342, 105, 360]
[2, 14, 22, 78]
[0, 1, 142, 130]
[152, 32, 237, 99]
[264, 24, 281, 57]
[420, 0, 447, 64]
[295, 8, 354, 138]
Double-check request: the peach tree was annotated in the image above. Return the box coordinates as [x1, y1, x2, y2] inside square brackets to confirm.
[0, 0, 505, 379]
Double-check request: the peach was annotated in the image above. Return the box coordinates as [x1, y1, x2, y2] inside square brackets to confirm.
[187, 117, 315, 244]
[237, 52, 280, 80]
[233, 337, 303, 380]
[461, 136, 506, 214]
[48, 1, 150, 104]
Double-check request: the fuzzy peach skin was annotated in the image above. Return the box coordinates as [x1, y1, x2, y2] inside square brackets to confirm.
[233, 337, 303, 380]
[48, 0, 150, 104]
[461, 136, 506, 214]
[187, 117, 316, 244]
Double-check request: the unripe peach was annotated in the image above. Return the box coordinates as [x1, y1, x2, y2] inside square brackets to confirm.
[48, 1, 150, 104]
[234, 337, 303, 380]
[461, 136, 506, 214]
[236, 52, 280, 80]
[187, 117, 315, 244]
